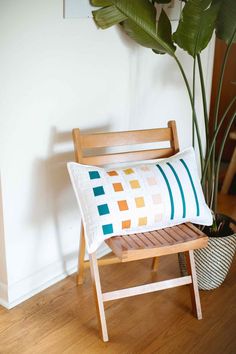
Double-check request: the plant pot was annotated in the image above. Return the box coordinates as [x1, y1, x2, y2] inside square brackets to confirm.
[179, 214, 236, 290]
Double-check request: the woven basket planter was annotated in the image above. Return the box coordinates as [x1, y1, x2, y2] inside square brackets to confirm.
[179, 233, 236, 290]
[179, 215, 236, 290]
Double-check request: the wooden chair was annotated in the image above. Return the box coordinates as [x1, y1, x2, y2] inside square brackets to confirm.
[72, 120, 208, 342]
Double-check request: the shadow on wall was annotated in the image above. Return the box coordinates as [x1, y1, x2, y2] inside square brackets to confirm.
[28, 124, 111, 277]
[117, 25, 138, 51]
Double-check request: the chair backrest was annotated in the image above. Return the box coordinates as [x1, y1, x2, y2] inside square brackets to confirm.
[72, 120, 179, 166]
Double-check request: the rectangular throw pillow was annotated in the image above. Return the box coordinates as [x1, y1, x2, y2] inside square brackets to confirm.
[68, 147, 212, 253]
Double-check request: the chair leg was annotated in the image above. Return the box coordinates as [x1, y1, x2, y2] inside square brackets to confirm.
[151, 257, 159, 271]
[185, 250, 202, 320]
[89, 252, 109, 342]
[77, 224, 86, 285]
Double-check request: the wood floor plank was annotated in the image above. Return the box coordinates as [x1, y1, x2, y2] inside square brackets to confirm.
[0, 257, 235, 354]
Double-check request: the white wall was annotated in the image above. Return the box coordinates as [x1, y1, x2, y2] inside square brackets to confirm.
[0, 0, 214, 308]
[129, 40, 215, 152]
[0, 175, 8, 307]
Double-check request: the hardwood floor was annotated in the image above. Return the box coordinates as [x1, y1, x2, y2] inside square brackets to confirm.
[0, 195, 235, 354]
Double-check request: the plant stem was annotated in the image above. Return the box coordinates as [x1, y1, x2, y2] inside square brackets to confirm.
[197, 53, 210, 198]
[201, 96, 236, 183]
[213, 32, 236, 132]
[197, 54, 209, 154]
[212, 110, 236, 211]
[211, 28, 236, 197]
[174, 55, 204, 173]
[192, 56, 196, 147]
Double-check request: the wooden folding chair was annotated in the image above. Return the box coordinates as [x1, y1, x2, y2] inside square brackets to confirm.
[72, 120, 208, 342]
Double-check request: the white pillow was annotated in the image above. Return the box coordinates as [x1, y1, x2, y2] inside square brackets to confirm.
[68, 147, 212, 253]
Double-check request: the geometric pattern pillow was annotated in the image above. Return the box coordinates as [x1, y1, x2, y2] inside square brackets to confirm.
[67, 147, 212, 253]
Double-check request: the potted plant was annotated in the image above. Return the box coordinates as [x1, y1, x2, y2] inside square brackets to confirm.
[90, 0, 236, 289]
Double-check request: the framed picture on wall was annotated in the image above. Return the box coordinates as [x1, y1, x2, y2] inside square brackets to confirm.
[63, 0, 93, 18]
[63, 0, 183, 21]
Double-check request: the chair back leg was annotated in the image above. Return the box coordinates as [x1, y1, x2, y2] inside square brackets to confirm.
[77, 224, 86, 285]
[185, 250, 202, 320]
[89, 252, 109, 342]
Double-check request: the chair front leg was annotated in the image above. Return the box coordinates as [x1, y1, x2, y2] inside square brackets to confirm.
[185, 250, 202, 320]
[89, 252, 109, 342]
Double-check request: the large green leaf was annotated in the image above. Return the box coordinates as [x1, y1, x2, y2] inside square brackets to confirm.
[93, 6, 127, 29]
[216, 0, 236, 44]
[157, 9, 173, 51]
[92, 0, 176, 56]
[173, 0, 220, 57]
[90, 0, 112, 7]
[122, 8, 175, 54]
[153, 0, 171, 3]
[115, 0, 176, 55]
[122, 19, 167, 54]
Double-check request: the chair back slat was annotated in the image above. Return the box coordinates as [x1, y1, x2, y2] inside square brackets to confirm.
[79, 128, 172, 149]
[80, 148, 174, 166]
[72, 120, 179, 165]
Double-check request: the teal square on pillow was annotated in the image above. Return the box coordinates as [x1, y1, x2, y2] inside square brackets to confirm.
[93, 186, 105, 196]
[102, 224, 113, 235]
[98, 204, 110, 216]
[89, 171, 100, 179]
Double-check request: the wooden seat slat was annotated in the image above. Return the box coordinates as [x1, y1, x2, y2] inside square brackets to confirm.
[185, 222, 205, 235]
[143, 232, 161, 246]
[147, 232, 164, 246]
[136, 233, 154, 247]
[154, 229, 175, 244]
[163, 227, 185, 243]
[105, 223, 208, 261]
[145, 232, 163, 247]
[158, 228, 180, 243]
[173, 225, 192, 241]
[176, 227, 202, 241]
[150, 231, 170, 246]
[122, 235, 138, 249]
[178, 224, 200, 238]
[118, 237, 131, 251]
[131, 234, 147, 248]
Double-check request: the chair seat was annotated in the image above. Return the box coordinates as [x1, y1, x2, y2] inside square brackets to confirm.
[105, 223, 208, 262]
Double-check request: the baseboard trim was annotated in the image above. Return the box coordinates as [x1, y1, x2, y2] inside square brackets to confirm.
[1, 244, 110, 309]
[0, 298, 9, 309]
[6, 264, 77, 309]
[0, 281, 8, 308]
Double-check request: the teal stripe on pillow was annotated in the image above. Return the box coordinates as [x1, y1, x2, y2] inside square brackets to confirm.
[167, 162, 186, 218]
[156, 164, 174, 220]
[180, 158, 200, 216]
